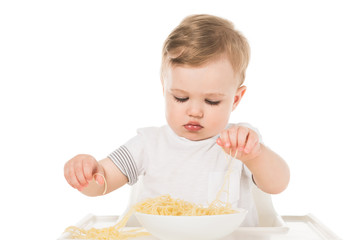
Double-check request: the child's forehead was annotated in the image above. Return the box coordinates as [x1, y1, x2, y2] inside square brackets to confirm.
[176, 54, 231, 68]
[170, 88, 226, 97]
[164, 59, 239, 92]
[173, 55, 233, 71]
[170, 58, 237, 80]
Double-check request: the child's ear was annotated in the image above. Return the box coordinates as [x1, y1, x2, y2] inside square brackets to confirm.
[232, 86, 247, 111]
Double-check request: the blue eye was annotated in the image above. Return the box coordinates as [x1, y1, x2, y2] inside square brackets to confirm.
[205, 99, 221, 105]
[174, 96, 189, 103]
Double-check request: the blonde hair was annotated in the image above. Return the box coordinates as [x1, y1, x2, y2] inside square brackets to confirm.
[161, 14, 250, 87]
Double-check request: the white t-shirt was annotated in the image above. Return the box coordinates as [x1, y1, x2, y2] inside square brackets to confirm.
[108, 124, 261, 226]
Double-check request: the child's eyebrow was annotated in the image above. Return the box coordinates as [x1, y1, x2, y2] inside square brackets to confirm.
[170, 89, 225, 98]
[204, 93, 225, 98]
[170, 89, 188, 94]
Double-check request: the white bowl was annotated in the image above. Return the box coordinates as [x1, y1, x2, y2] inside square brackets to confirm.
[134, 208, 247, 240]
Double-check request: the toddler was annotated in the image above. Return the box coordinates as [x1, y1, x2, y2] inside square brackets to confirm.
[64, 14, 290, 226]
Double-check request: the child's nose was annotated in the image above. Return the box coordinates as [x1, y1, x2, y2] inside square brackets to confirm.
[186, 102, 204, 118]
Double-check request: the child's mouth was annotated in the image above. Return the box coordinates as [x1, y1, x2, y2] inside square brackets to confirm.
[184, 122, 203, 132]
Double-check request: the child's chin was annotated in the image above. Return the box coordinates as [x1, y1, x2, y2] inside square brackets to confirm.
[183, 132, 213, 141]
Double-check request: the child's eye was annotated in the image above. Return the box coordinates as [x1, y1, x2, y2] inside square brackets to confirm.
[205, 99, 221, 105]
[174, 96, 189, 103]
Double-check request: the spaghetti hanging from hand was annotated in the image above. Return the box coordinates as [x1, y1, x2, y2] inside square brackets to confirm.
[64, 149, 239, 239]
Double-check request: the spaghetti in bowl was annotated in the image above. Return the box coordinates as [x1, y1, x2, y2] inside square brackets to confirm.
[134, 208, 247, 240]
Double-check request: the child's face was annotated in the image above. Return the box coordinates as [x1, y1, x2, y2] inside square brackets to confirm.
[163, 57, 246, 141]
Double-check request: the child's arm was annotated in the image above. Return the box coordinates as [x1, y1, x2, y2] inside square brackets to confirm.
[64, 154, 128, 196]
[217, 126, 290, 194]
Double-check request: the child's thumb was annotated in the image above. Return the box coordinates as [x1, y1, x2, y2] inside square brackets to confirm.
[93, 169, 107, 195]
[93, 169, 105, 185]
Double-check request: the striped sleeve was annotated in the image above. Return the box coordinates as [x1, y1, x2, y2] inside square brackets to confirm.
[108, 145, 138, 185]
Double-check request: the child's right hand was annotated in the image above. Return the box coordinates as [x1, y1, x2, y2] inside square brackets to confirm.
[64, 154, 105, 192]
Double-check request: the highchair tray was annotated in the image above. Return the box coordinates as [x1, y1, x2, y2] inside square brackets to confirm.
[58, 213, 341, 240]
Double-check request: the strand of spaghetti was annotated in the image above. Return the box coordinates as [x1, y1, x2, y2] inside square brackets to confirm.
[216, 148, 238, 204]
[93, 172, 107, 195]
[227, 149, 238, 201]
[222, 148, 231, 204]
[226, 151, 230, 204]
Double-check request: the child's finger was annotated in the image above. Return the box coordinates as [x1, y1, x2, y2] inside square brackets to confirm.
[228, 127, 238, 150]
[93, 171, 107, 195]
[216, 137, 224, 146]
[220, 130, 231, 148]
[68, 166, 82, 190]
[244, 130, 258, 154]
[237, 127, 249, 151]
[74, 160, 88, 187]
[95, 173, 105, 185]
[93, 164, 105, 185]
[83, 159, 97, 182]
[64, 165, 75, 189]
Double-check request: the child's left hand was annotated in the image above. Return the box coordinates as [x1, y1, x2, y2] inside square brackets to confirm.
[216, 125, 262, 162]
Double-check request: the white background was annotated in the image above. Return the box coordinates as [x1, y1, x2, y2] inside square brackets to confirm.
[0, 0, 359, 239]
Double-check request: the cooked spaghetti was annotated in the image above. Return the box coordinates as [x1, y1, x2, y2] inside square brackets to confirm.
[64, 208, 150, 239]
[64, 149, 238, 239]
[134, 194, 236, 216]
